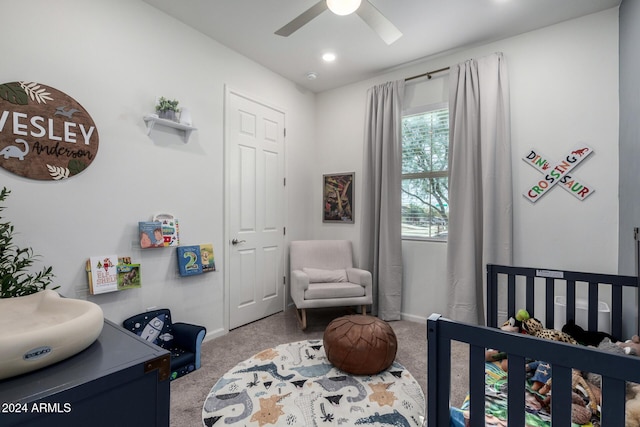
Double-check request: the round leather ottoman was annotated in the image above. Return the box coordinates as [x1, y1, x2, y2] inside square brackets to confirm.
[323, 315, 397, 375]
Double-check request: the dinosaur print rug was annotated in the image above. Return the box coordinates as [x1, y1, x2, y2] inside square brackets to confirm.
[202, 339, 425, 426]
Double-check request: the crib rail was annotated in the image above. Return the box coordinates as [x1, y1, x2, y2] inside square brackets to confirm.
[427, 313, 640, 427]
[486, 264, 638, 338]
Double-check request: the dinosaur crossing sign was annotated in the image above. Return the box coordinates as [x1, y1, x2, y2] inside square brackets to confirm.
[0, 81, 99, 180]
[523, 144, 594, 202]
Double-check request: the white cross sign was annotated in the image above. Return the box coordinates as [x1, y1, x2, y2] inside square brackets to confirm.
[523, 145, 594, 203]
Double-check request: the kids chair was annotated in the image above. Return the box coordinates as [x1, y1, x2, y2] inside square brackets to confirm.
[122, 309, 206, 380]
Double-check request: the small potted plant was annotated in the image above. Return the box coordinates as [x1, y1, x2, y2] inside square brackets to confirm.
[155, 97, 180, 122]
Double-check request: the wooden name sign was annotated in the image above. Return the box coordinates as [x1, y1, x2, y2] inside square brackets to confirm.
[0, 81, 99, 180]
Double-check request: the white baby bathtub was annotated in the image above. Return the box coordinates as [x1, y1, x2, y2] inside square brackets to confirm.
[0, 290, 104, 380]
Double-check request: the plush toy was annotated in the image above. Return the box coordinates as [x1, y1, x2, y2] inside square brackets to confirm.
[500, 309, 530, 332]
[562, 319, 618, 346]
[626, 383, 640, 427]
[586, 338, 627, 387]
[522, 317, 578, 344]
[617, 335, 640, 356]
[527, 360, 552, 391]
[500, 317, 520, 332]
[536, 370, 601, 425]
[485, 349, 507, 362]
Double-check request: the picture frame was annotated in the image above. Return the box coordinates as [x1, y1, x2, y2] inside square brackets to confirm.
[323, 172, 354, 223]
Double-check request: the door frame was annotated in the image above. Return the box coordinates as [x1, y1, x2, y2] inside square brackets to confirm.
[223, 85, 288, 333]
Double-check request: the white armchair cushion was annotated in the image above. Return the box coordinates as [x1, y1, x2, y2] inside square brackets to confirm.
[305, 282, 365, 300]
[302, 268, 348, 283]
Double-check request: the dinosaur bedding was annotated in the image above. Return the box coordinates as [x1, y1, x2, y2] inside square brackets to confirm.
[202, 339, 426, 426]
[449, 317, 618, 427]
[427, 264, 640, 427]
[449, 360, 602, 427]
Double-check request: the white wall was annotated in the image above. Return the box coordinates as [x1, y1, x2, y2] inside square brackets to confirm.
[1, 2, 621, 331]
[1, 0, 316, 338]
[315, 8, 620, 322]
[619, 0, 640, 276]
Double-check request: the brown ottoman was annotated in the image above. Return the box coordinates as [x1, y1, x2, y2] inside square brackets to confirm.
[323, 315, 397, 375]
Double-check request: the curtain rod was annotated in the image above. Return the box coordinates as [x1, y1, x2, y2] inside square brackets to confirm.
[405, 66, 450, 82]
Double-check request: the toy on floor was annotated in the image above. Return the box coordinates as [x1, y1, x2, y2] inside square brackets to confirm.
[562, 319, 618, 346]
[522, 317, 578, 344]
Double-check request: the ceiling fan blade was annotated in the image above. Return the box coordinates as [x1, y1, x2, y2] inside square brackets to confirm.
[275, 1, 328, 37]
[356, 0, 402, 45]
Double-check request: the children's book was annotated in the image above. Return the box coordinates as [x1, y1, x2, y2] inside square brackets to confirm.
[139, 221, 164, 248]
[177, 245, 203, 276]
[117, 264, 141, 290]
[200, 243, 216, 272]
[87, 255, 119, 294]
[153, 213, 180, 247]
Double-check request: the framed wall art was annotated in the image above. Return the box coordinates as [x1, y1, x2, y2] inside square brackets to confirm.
[323, 172, 354, 223]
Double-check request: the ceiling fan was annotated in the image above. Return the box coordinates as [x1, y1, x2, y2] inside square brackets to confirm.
[275, 0, 402, 45]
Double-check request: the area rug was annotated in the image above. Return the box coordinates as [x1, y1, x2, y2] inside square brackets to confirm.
[202, 339, 425, 426]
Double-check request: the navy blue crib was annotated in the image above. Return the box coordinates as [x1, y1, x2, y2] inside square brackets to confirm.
[427, 264, 640, 427]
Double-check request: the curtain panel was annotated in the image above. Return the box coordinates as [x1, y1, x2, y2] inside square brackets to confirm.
[446, 52, 513, 325]
[360, 80, 405, 321]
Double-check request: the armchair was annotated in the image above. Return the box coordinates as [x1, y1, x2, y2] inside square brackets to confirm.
[290, 240, 372, 330]
[122, 308, 206, 380]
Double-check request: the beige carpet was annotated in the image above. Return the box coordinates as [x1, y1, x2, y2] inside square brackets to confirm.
[169, 307, 469, 427]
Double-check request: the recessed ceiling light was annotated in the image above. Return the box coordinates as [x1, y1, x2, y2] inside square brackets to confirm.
[322, 53, 336, 62]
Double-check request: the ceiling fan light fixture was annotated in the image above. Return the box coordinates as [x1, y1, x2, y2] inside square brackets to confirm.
[326, 0, 362, 16]
[322, 52, 336, 62]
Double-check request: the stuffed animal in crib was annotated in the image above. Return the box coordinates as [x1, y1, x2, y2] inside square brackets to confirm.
[617, 335, 640, 356]
[500, 309, 530, 332]
[522, 317, 578, 344]
[626, 383, 640, 427]
[562, 319, 618, 346]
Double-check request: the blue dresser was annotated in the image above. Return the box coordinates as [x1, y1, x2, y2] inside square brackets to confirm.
[0, 319, 170, 427]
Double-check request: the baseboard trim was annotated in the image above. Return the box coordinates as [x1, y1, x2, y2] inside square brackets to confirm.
[400, 312, 428, 323]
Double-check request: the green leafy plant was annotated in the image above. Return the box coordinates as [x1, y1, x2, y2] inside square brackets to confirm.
[155, 96, 180, 112]
[0, 187, 57, 298]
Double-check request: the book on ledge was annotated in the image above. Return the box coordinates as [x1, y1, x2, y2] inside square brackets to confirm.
[200, 243, 216, 273]
[153, 213, 180, 247]
[87, 255, 119, 295]
[139, 221, 164, 248]
[177, 245, 203, 276]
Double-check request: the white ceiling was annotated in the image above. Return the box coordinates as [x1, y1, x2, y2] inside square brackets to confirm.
[143, 0, 621, 93]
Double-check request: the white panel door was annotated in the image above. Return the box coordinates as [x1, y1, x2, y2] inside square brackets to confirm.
[226, 89, 285, 329]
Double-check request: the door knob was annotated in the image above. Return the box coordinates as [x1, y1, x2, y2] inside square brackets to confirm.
[231, 238, 246, 245]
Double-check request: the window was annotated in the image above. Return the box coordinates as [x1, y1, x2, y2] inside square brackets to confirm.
[401, 103, 449, 240]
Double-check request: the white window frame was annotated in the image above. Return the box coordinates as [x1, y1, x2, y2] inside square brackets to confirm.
[401, 101, 449, 242]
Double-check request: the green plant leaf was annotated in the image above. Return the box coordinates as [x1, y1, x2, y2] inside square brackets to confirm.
[68, 159, 87, 176]
[0, 187, 55, 298]
[0, 83, 28, 105]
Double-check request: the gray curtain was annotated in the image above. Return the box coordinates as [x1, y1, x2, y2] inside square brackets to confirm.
[446, 52, 513, 325]
[360, 80, 405, 321]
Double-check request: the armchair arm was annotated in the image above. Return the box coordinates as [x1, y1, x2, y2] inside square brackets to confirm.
[172, 322, 206, 353]
[347, 268, 372, 302]
[346, 268, 372, 287]
[290, 269, 309, 304]
[172, 322, 206, 370]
